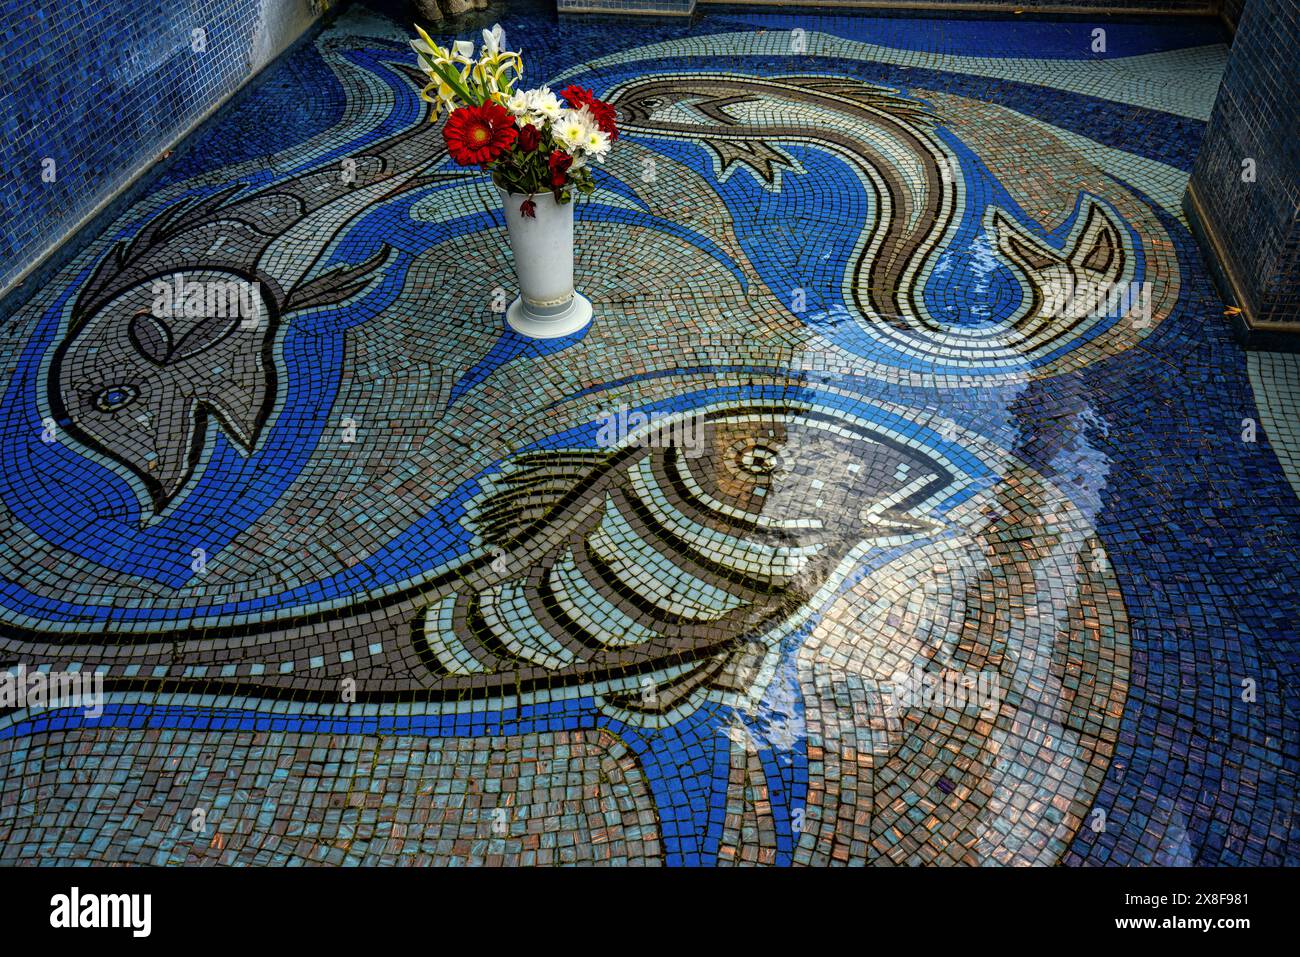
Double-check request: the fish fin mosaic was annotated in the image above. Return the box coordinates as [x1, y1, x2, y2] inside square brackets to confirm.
[0, 8, 1296, 867]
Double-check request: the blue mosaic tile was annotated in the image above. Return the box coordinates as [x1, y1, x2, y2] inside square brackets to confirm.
[0, 0, 319, 294]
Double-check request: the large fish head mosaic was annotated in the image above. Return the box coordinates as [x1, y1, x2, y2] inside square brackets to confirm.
[419, 398, 959, 725]
[44, 55, 445, 513]
[50, 266, 278, 510]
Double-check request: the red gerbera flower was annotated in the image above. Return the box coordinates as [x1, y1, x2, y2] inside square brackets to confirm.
[548, 150, 573, 188]
[588, 101, 618, 141]
[561, 85, 618, 141]
[560, 85, 593, 111]
[443, 102, 518, 166]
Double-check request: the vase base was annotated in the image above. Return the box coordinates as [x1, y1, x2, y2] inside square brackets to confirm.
[506, 293, 593, 339]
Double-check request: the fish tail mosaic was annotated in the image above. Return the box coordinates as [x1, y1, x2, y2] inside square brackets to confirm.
[0, 6, 1296, 869]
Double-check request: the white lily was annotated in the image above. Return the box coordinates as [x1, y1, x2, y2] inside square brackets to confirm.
[481, 23, 507, 58]
[412, 24, 475, 118]
[451, 39, 475, 62]
[411, 32, 456, 71]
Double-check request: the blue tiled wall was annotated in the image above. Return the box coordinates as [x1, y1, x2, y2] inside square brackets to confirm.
[0, 0, 320, 295]
[1221, 0, 1248, 30]
[1188, 0, 1298, 339]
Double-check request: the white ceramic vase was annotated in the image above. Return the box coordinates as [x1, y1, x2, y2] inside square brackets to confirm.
[497, 187, 593, 339]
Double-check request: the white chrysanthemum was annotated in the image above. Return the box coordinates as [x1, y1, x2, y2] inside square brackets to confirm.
[582, 127, 610, 159]
[554, 113, 591, 152]
[504, 90, 531, 118]
[527, 87, 564, 123]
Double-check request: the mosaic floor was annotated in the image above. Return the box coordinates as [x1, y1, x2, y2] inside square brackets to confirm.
[0, 3, 1297, 866]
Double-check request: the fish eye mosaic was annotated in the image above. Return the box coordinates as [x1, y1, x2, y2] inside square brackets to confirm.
[0, 5, 1296, 867]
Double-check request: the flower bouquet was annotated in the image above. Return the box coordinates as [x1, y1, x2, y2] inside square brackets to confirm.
[412, 22, 619, 337]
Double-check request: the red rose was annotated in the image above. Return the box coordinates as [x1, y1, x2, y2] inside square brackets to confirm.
[518, 123, 540, 152]
[443, 102, 518, 167]
[548, 150, 573, 188]
[519, 198, 537, 218]
[561, 85, 617, 140]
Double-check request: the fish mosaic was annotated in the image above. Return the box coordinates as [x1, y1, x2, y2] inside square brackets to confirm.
[0, 9, 1293, 868]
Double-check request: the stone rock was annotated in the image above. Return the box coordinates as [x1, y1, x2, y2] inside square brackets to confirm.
[413, 0, 443, 21]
